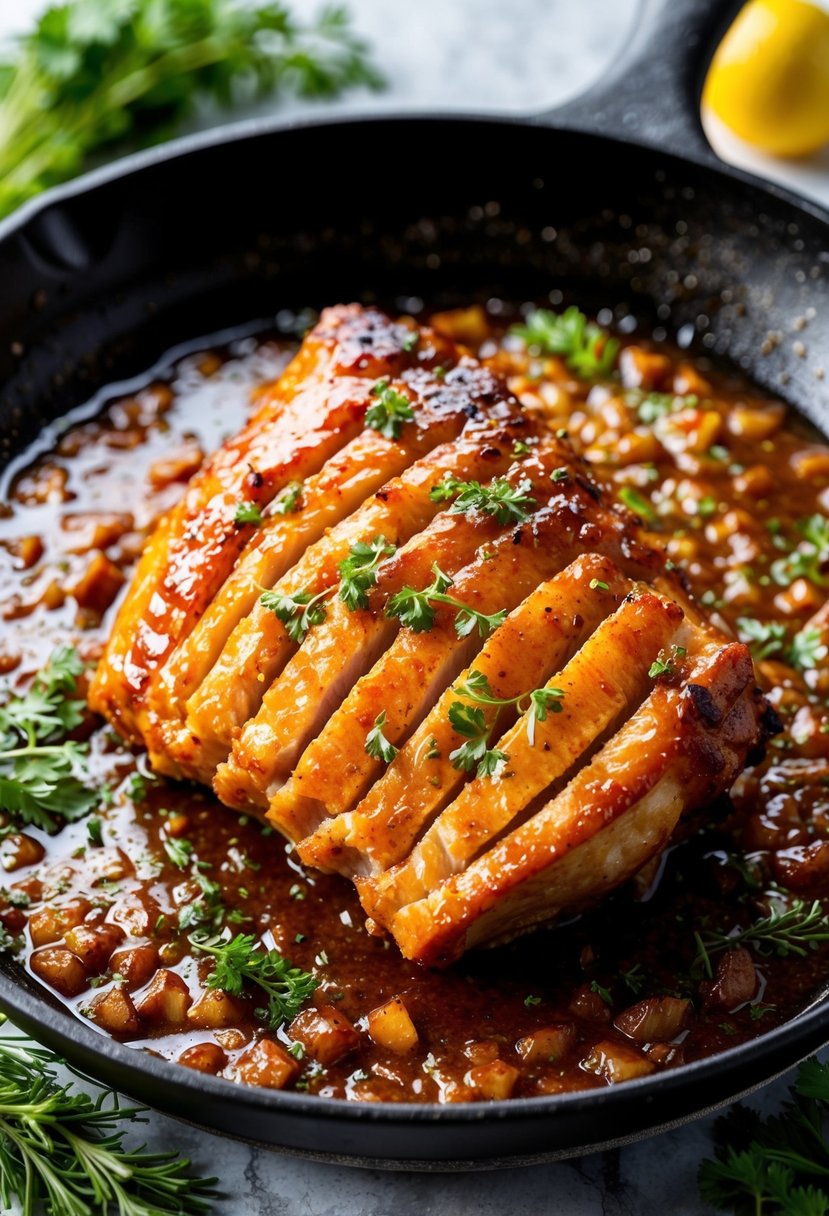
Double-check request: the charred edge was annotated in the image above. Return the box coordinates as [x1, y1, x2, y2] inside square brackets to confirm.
[685, 683, 723, 728]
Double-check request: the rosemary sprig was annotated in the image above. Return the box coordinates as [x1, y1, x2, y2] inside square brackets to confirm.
[0, 1019, 217, 1215]
[693, 899, 829, 979]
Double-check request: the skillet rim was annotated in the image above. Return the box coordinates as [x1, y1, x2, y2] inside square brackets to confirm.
[1, 105, 829, 1145]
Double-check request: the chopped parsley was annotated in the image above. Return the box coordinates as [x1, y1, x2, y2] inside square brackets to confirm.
[771, 514, 829, 587]
[510, 306, 619, 378]
[273, 481, 303, 515]
[649, 645, 687, 679]
[233, 502, 262, 526]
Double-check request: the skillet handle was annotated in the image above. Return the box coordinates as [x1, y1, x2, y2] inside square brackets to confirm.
[535, 0, 745, 165]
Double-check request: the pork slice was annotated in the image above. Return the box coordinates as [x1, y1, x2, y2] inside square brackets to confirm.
[386, 637, 761, 965]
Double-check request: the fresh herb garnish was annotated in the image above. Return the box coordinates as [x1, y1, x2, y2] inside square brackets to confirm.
[693, 899, 829, 979]
[636, 391, 676, 424]
[510, 306, 619, 378]
[272, 481, 303, 515]
[190, 931, 318, 1029]
[789, 627, 828, 672]
[233, 501, 262, 526]
[737, 618, 828, 671]
[387, 564, 507, 638]
[771, 514, 829, 587]
[447, 702, 509, 779]
[451, 669, 565, 746]
[338, 535, 396, 611]
[698, 1057, 829, 1214]
[0, 1019, 216, 1214]
[260, 586, 329, 643]
[178, 873, 225, 932]
[0, 647, 98, 833]
[364, 711, 398, 764]
[649, 645, 687, 679]
[618, 485, 657, 522]
[365, 379, 415, 439]
[428, 474, 536, 525]
[589, 980, 613, 1006]
[163, 836, 193, 870]
[589, 578, 610, 592]
[737, 618, 789, 662]
[0, 0, 383, 220]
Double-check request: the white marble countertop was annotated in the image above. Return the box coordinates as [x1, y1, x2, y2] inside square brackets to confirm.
[2, 1, 829, 1212]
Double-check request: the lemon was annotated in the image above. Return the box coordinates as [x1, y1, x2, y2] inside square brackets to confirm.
[703, 0, 829, 158]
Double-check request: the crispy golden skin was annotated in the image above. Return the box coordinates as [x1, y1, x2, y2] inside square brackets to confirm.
[88, 305, 460, 743]
[91, 304, 772, 966]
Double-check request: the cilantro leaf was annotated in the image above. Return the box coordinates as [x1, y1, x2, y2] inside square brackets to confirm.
[0, 649, 97, 832]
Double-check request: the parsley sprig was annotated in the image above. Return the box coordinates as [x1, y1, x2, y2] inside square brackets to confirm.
[0, 1020, 216, 1215]
[0, 647, 98, 833]
[698, 1058, 829, 1215]
[0, 0, 383, 220]
[692, 899, 829, 979]
[386, 564, 507, 638]
[447, 701, 509, 779]
[429, 474, 537, 525]
[365, 380, 415, 439]
[365, 711, 398, 763]
[190, 931, 318, 1029]
[337, 535, 396, 611]
[260, 535, 398, 637]
[260, 587, 329, 643]
[510, 306, 619, 378]
[452, 668, 565, 746]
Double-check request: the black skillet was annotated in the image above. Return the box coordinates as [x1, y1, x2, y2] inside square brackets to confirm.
[1, 0, 829, 1169]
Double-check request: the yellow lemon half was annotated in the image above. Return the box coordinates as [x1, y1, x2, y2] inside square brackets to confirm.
[704, 0, 829, 158]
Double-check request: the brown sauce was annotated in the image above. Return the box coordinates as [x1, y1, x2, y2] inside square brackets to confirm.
[1, 304, 828, 1103]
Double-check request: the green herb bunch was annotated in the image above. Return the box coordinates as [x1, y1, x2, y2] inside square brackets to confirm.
[0, 646, 98, 832]
[699, 1057, 829, 1214]
[0, 1021, 217, 1215]
[0, 0, 383, 219]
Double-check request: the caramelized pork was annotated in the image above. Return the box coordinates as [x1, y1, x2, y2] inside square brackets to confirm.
[91, 305, 772, 966]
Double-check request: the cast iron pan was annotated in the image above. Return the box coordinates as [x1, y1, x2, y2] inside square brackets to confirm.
[1, 0, 829, 1169]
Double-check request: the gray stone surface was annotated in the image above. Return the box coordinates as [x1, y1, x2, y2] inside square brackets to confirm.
[1, 0, 829, 1211]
